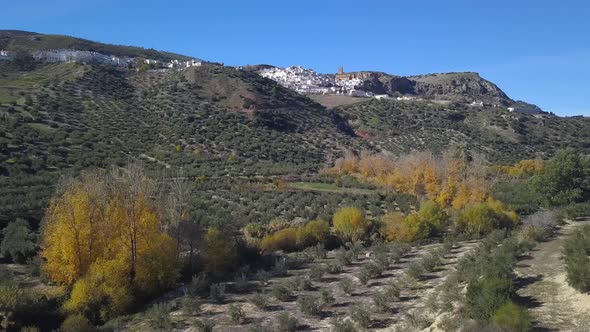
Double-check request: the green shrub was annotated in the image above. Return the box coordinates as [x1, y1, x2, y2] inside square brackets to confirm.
[193, 318, 215, 332]
[209, 283, 226, 303]
[357, 268, 372, 285]
[146, 302, 173, 330]
[188, 273, 211, 296]
[421, 253, 440, 272]
[233, 272, 250, 293]
[229, 303, 245, 324]
[297, 295, 323, 316]
[271, 282, 292, 302]
[256, 270, 271, 286]
[290, 276, 313, 291]
[249, 292, 268, 310]
[562, 225, 590, 292]
[320, 288, 335, 306]
[491, 301, 532, 332]
[407, 261, 424, 279]
[465, 276, 513, 320]
[1, 219, 36, 264]
[181, 296, 201, 315]
[349, 304, 371, 328]
[331, 318, 357, 332]
[326, 261, 344, 274]
[271, 258, 288, 277]
[335, 248, 353, 266]
[306, 243, 327, 260]
[385, 280, 401, 299]
[372, 291, 393, 312]
[339, 277, 355, 295]
[309, 264, 325, 281]
[60, 314, 95, 332]
[276, 312, 298, 332]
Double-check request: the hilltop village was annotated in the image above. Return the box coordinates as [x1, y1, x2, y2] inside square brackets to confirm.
[257, 65, 393, 98]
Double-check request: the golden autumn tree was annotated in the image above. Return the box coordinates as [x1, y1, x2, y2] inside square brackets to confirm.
[333, 206, 369, 243]
[41, 165, 179, 320]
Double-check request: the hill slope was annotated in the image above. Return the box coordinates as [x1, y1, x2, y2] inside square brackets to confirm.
[333, 98, 590, 161]
[0, 60, 360, 224]
[1, 31, 589, 225]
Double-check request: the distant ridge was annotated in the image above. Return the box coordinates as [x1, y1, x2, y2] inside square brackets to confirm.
[0, 30, 193, 62]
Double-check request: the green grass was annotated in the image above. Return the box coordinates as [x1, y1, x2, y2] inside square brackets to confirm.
[289, 182, 377, 195]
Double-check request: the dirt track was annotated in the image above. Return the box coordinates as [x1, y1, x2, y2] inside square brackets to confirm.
[514, 220, 590, 332]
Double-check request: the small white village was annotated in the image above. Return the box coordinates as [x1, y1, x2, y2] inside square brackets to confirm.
[258, 65, 395, 99]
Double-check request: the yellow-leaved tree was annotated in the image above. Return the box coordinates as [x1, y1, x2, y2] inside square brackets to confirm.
[333, 207, 369, 243]
[41, 165, 179, 321]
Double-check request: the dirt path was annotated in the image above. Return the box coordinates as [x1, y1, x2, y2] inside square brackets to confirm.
[515, 220, 590, 332]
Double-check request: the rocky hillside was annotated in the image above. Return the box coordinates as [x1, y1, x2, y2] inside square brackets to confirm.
[359, 71, 514, 106]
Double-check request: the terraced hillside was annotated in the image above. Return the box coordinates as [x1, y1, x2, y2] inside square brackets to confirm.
[333, 99, 590, 162]
[0, 61, 361, 225]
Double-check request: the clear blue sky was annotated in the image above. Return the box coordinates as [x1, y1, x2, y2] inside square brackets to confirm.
[2, 0, 589, 116]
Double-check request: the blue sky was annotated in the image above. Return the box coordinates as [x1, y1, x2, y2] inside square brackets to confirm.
[2, 0, 589, 116]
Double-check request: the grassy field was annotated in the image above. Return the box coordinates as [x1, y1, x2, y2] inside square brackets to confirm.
[288, 181, 378, 195]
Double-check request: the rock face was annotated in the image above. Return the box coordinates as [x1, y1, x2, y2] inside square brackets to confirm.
[408, 72, 511, 106]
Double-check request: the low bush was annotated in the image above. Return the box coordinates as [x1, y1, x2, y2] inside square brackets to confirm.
[146, 302, 173, 330]
[193, 318, 215, 332]
[209, 283, 226, 303]
[290, 276, 313, 291]
[421, 253, 440, 272]
[339, 277, 355, 295]
[233, 272, 250, 293]
[372, 291, 393, 312]
[228, 303, 245, 324]
[407, 261, 424, 279]
[326, 261, 344, 274]
[260, 227, 300, 252]
[465, 276, 514, 321]
[562, 225, 590, 292]
[255, 270, 271, 286]
[60, 314, 94, 332]
[349, 304, 371, 328]
[249, 292, 268, 310]
[271, 282, 292, 302]
[188, 273, 211, 296]
[331, 318, 357, 332]
[276, 312, 298, 332]
[181, 296, 201, 315]
[297, 295, 323, 316]
[320, 288, 335, 306]
[491, 301, 532, 332]
[1, 219, 36, 264]
[309, 264, 325, 281]
[271, 257, 288, 277]
[335, 248, 354, 266]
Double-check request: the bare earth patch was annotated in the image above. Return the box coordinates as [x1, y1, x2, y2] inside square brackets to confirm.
[514, 220, 590, 332]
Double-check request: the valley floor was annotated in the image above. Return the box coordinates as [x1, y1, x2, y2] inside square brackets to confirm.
[514, 219, 590, 332]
